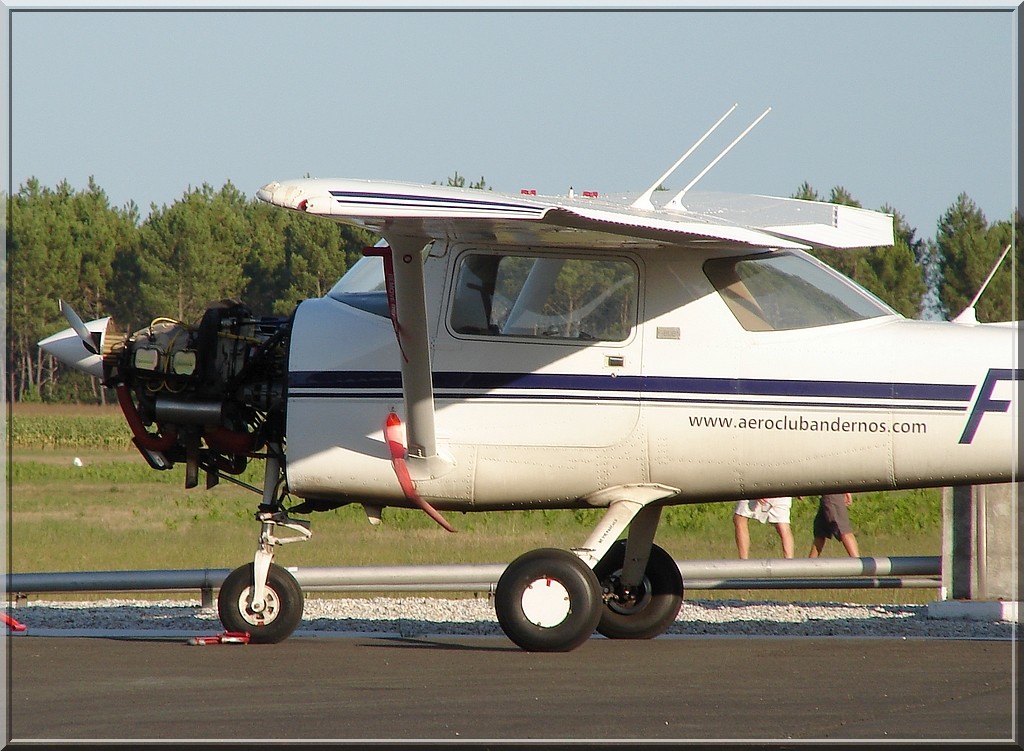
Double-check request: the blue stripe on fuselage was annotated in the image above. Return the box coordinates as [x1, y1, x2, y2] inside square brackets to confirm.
[289, 370, 973, 409]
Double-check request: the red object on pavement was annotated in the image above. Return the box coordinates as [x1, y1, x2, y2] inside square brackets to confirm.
[3, 613, 27, 632]
[187, 631, 250, 645]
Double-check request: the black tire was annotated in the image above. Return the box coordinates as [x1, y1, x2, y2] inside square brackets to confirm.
[217, 562, 304, 644]
[593, 540, 683, 640]
[494, 548, 603, 652]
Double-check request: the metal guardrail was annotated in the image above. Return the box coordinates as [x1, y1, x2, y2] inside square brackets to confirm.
[6, 556, 941, 608]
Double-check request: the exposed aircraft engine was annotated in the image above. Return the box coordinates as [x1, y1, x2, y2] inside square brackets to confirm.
[103, 300, 291, 488]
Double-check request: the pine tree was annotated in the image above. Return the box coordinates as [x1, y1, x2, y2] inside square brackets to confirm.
[935, 193, 1011, 322]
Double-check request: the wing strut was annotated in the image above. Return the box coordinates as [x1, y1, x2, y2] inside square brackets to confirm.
[376, 233, 457, 506]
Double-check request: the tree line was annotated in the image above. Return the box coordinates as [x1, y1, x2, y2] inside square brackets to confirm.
[5, 175, 1020, 404]
[6, 178, 376, 403]
[793, 183, 1021, 326]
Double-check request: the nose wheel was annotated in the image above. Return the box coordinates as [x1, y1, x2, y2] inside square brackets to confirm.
[494, 548, 603, 652]
[218, 562, 304, 644]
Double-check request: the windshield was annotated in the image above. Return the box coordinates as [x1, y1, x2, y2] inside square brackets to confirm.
[328, 255, 387, 297]
[326, 255, 389, 317]
[703, 251, 897, 331]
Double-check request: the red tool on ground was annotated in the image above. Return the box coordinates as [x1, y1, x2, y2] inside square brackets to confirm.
[187, 631, 250, 645]
[3, 613, 27, 632]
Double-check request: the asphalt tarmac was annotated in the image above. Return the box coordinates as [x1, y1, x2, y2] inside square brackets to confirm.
[5, 633, 1017, 745]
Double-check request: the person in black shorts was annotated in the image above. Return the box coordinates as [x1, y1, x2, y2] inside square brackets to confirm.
[808, 492, 860, 557]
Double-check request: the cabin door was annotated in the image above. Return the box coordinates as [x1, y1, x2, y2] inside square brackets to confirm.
[430, 248, 643, 449]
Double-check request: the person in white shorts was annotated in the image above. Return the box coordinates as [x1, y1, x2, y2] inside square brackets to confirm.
[732, 496, 794, 559]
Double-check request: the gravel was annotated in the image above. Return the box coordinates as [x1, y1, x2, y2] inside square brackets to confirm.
[6, 596, 1016, 639]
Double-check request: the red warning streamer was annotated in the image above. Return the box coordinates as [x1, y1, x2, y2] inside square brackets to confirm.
[383, 411, 455, 533]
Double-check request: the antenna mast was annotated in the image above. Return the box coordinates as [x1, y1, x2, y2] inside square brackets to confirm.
[667, 106, 771, 208]
[952, 243, 1012, 323]
[630, 104, 737, 211]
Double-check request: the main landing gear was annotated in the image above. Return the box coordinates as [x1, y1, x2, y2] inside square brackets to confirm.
[495, 549, 604, 652]
[493, 498, 684, 652]
[217, 444, 311, 644]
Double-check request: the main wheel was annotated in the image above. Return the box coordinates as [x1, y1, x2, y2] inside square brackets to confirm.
[494, 548, 603, 652]
[218, 562, 304, 644]
[593, 540, 683, 640]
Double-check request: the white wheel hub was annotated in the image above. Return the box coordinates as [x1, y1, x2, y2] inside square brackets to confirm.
[238, 586, 280, 626]
[520, 576, 571, 628]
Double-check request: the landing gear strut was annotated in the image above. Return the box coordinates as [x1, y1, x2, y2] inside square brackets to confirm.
[217, 443, 310, 643]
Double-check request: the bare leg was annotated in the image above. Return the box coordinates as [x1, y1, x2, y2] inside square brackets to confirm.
[775, 522, 794, 558]
[733, 514, 750, 559]
[839, 532, 860, 557]
[808, 537, 825, 558]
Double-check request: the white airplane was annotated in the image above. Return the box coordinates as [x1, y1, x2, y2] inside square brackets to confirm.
[39, 110, 1019, 652]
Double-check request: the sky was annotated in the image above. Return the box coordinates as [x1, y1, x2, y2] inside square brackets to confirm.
[2, 2, 1020, 243]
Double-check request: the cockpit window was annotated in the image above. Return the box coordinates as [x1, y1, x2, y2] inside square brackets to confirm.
[326, 255, 390, 317]
[450, 252, 638, 342]
[703, 251, 896, 331]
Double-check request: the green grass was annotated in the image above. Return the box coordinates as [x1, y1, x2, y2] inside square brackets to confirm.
[6, 407, 946, 605]
[8, 409, 134, 450]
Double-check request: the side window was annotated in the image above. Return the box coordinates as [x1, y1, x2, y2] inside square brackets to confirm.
[703, 251, 896, 331]
[450, 252, 638, 342]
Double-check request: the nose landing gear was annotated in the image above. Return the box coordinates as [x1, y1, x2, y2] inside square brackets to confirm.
[217, 443, 310, 644]
[218, 559, 304, 644]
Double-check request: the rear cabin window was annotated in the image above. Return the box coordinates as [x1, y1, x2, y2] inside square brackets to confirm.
[703, 251, 896, 331]
[449, 252, 638, 342]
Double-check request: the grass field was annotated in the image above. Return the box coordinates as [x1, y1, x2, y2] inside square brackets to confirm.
[6, 403, 947, 605]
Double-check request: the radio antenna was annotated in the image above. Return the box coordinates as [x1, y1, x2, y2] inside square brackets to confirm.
[952, 243, 1012, 323]
[630, 103, 737, 211]
[667, 106, 771, 208]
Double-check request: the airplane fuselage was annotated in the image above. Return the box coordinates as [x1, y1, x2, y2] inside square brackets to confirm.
[284, 240, 1018, 512]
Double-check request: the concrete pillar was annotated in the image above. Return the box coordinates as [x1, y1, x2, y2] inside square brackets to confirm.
[932, 482, 1019, 621]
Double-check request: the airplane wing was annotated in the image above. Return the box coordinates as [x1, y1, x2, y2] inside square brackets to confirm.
[256, 178, 895, 251]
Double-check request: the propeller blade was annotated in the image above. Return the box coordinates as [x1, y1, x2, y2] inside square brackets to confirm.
[38, 305, 112, 379]
[59, 299, 100, 354]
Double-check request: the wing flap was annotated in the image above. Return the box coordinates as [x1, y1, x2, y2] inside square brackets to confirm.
[676, 192, 894, 249]
[545, 205, 809, 250]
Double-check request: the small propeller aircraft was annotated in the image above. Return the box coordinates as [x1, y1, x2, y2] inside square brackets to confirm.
[38, 107, 1019, 651]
